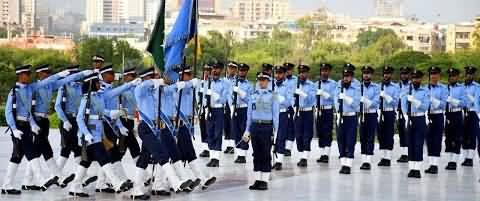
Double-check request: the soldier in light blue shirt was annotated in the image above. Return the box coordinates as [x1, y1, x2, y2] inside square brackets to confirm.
[223, 61, 237, 154]
[293, 64, 316, 167]
[283, 62, 297, 156]
[396, 66, 412, 163]
[401, 69, 431, 179]
[377, 66, 400, 167]
[242, 72, 279, 191]
[335, 64, 361, 175]
[358, 66, 380, 171]
[425, 66, 448, 174]
[444, 68, 467, 170]
[315, 63, 337, 164]
[198, 63, 213, 158]
[462, 66, 480, 167]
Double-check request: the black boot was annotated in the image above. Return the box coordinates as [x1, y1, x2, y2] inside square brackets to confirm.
[297, 159, 307, 167]
[1, 189, 21, 195]
[397, 155, 408, 163]
[408, 170, 421, 178]
[60, 174, 75, 188]
[199, 150, 210, 158]
[130, 194, 151, 200]
[206, 159, 219, 167]
[152, 190, 171, 196]
[68, 191, 89, 197]
[461, 158, 473, 167]
[82, 176, 98, 187]
[190, 178, 201, 190]
[424, 165, 438, 174]
[255, 181, 268, 190]
[201, 176, 217, 190]
[22, 185, 41, 191]
[272, 162, 282, 171]
[248, 181, 261, 190]
[284, 149, 292, 157]
[339, 166, 351, 174]
[96, 187, 115, 193]
[234, 156, 246, 164]
[224, 147, 234, 154]
[316, 155, 329, 163]
[41, 176, 59, 191]
[445, 162, 457, 170]
[360, 163, 371, 170]
[377, 159, 391, 167]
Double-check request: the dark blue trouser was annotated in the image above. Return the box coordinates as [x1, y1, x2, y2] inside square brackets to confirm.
[34, 117, 54, 160]
[251, 123, 273, 172]
[316, 109, 334, 148]
[199, 111, 208, 144]
[224, 104, 233, 141]
[426, 114, 444, 157]
[337, 115, 358, 159]
[177, 125, 197, 163]
[232, 107, 248, 150]
[445, 111, 463, 154]
[295, 110, 314, 152]
[119, 118, 141, 159]
[286, 106, 295, 142]
[463, 111, 479, 150]
[10, 121, 39, 164]
[408, 116, 426, 161]
[79, 142, 112, 168]
[103, 121, 122, 163]
[160, 128, 181, 163]
[274, 112, 289, 154]
[360, 113, 378, 155]
[378, 111, 395, 150]
[137, 122, 170, 166]
[59, 116, 81, 158]
[207, 108, 224, 151]
[398, 111, 409, 148]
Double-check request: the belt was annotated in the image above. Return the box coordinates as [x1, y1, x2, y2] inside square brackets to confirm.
[365, 109, 377, 114]
[89, 115, 101, 120]
[468, 109, 477, 112]
[126, 115, 135, 120]
[253, 120, 273, 125]
[300, 107, 313, 112]
[280, 108, 288, 113]
[319, 105, 333, 110]
[382, 107, 395, 112]
[411, 112, 425, 117]
[16, 116, 28, 121]
[212, 104, 224, 109]
[34, 112, 48, 118]
[342, 112, 356, 116]
[429, 110, 444, 114]
[448, 108, 462, 113]
[235, 104, 248, 108]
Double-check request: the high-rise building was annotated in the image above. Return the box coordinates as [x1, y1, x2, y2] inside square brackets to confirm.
[374, 0, 403, 18]
[232, 0, 289, 22]
[86, 0, 144, 24]
[446, 22, 475, 53]
[0, 0, 21, 25]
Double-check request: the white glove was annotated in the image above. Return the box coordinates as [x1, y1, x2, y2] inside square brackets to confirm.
[152, 79, 165, 88]
[190, 78, 200, 88]
[12, 129, 23, 140]
[206, 89, 219, 101]
[407, 95, 421, 108]
[380, 91, 385, 97]
[242, 131, 251, 142]
[360, 96, 371, 106]
[129, 78, 142, 86]
[230, 106, 234, 117]
[335, 113, 341, 126]
[467, 94, 475, 102]
[206, 89, 213, 96]
[276, 95, 286, 103]
[199, 87, 205, 93]
[176, 81, 186, 91]
[31, 124, 40, 135]
[446, 96, 460, 106]
[338, 93, 346, 100]
[342, 94, 353, 105]
[119, 126, 129, 136]
[295, 89, 307, 98]
[380, 91, 393, 103]
[82, 70, 94, 76]
[94, 69, 100, 73]
[430, 98, 441, 108]
[395, 111, 400, 121]
[58, 70, 70, 77]
[84, 133, 94, 144]
[110, 110, 126, 119]
[403, 114, 409, 129]
[426, 115, 431, 125]
[63, 121, 73, 131]
[233, 86, 247, 98]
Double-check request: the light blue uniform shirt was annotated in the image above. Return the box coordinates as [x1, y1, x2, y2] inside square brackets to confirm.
[120, 87, 137, 117]
[274, 79, 294, 111]
[361, 82, 381, 111]
[401, 85, 431, 114]
[315, 79, 337, 107]
[55, 81, 83, 122]
[245, 89, 280, 132]
[380, 81, 400, 110]
[334, 84, 361, 113]
[228, 78, 254, 107]
[465, 81, 480, 112]
[77, 92, 114, 143]
[428, 83, 448, 112]
[135, 80, 159, 122]
[296, 80, 316, 109]
[446, 83, 466, 111]
[207, 78, 229, 107]
[5, 83, 39, 130]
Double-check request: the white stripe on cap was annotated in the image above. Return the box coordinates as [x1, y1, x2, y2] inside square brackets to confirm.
[35, 67, 50, 73]
[99, 68, 113, 74]
[16, 69, 30, 74]
[140, 71, 154, 78]
[84, 76, 98, 82]
[123, 71, 136, 76]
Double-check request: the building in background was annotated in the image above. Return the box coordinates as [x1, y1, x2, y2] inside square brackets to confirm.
[231, 0, 289, 22]
[374, 0, 403, 18]
[0, 0, 21, 25]
[446, 22, 475, 53]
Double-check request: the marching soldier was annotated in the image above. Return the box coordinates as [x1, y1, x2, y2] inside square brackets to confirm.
[283, 62, 297, 156]
[377, 66, 400, 167]
[396, 66, 412, 163]
[68, 73, 138, 197]
[462, 66, 479, 167]
[199, 63, 213, 157]
[293, 64, 316, 167]
[272, 65, 294, 170]
[205, 62, 230, 167]
[223, 61, 238, 154]
[444, 68, 466, 170]
[425, 67, 448, 174]
[230, 63, 254, 163]
[401, 69, 430, 178]
[315, 63, 337, 163]
[359, 66, 380, 170]
[243, 72, 279, 190]
[335, 64, 360, 174]
[92, 55, 105, 69]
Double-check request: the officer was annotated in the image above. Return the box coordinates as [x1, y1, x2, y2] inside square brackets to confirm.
[377, 66, 400, 167]
[205, 62, 230, 167]
[223, 61, 238, 154]
[293, 64, 316, 167]
[230, 63, 254, 163]
[68, 73, 137, 197]
[425, 66, 448, 174]
[272, 65, 294, 170]
[401, 69, 430, 178]
[199, 63, 213, 157]
[397, 66, 412, 163]
[315, 63, 337, 163]
[283, 62, 297, 156]
[336, 64, 360, 175]
[243, 72, 279, 191]
[359, 66, 380, 170]
[462, 66, 479, 167]
[92, 55, 105, 69]
[256, 63, 274, 90]
[444, 68, 466, 170]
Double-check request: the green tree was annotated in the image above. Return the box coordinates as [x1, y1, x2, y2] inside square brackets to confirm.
[113, 39, 143, 71]
[75, 37, 114, 67]
[385, 51, 431, 68]
[353, 28, 397, 49]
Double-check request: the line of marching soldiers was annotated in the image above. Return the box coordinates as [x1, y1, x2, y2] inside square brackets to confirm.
[1, 55, 480, 198]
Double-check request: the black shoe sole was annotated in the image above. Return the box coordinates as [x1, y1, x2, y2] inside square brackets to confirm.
[1, 189, 21, 195]
[61, 174, 75, 188]
[130, 194, 151, 200]
[69, 192, 89, 197]
[82, 176, 98, 187]
[202, 177, 217, 190]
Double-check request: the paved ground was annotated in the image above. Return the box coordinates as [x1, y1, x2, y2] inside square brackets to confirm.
[0, 127, 479, 201]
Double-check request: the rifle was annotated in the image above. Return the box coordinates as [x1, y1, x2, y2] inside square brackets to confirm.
[174, 57, 187, 137]
[81, 80, 93, 161]
[427, 71, 432, 124]
[316, 74, 322, 120]
[294, 73, 301, 119]
[360, 72, 365, 123]
[9, 85, 21, 159]
[232, 75, 240, 118]
[407, 82, 413, 128]
[60, 86, 68, 148]
[337, 75, 345, 132]
[118, 55, 127, 153]
[379, 80, 385, 136]
[205, 72, 213, 120]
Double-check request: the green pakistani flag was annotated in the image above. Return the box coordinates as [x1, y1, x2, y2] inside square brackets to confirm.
[147, 0, 166, 69]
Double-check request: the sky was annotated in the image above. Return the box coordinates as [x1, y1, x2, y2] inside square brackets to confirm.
[52, 0, 479, 23]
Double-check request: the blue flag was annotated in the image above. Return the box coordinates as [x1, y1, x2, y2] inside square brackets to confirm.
[164, 0, 197, 81]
